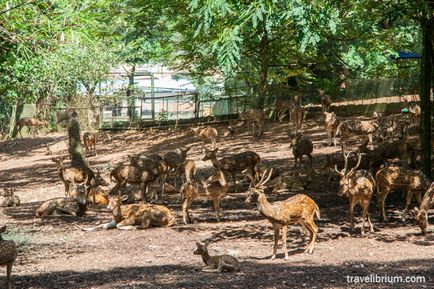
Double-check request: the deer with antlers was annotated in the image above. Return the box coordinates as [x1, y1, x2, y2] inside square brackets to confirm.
[335, 152, 376, 236]
[180, 165, 228, 224]
[203, 147, 260, 192]
[412, 182, 434, 234]
[15, 117, 48, 138]
[239, 109, 265, 137]
[245, 169, 320, 259]
[376, 166, 430, 221]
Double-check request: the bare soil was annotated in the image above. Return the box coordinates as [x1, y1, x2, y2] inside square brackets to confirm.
[0, 116, 433, 289]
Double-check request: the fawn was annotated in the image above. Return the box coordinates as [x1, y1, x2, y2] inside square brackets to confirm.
[412, 182, 434, 234]
[194, 242, 240, 273]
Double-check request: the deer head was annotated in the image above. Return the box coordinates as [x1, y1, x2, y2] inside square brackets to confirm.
[193, 241, 210, 255]
[245, 168, 273, 204]
[335, 152, 362, 196]
[202, 148, 218, 161]
[93, 169, 109, 187]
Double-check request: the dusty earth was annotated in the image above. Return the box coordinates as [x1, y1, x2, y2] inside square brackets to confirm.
[0, 116, 433, 289]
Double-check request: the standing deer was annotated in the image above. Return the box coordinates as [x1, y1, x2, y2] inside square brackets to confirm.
[239, 109, 265, 137]
[191, 126, 218, 151]
[245, 169, 320, 259]
[194, 242, 240, 273]
[180, 166, 228, 224]
[173, 159, 197, 184]
[273, 99, 292, 122]
[83, 132, 97, 157]
[131, 154, 168, 197]
[335, 152, 376, 236]
[202, 148, 260, 192]
[0, 226, 18, 289]
[323, 111, 339, 146]
[412, 182, 434, 234]
[163, 147, 191, 176]
[109, 158, 158, 202]
[375, 166, 430, 221]
[336, 119, 378, 147]
[16, 117, 48, 138]
[319, 90, 332, 112]
[81, 195, 176, 230]
[289, 132, 313, 169]
[290, 103, 305, 132]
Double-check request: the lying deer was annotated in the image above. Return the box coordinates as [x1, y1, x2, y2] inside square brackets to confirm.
[15, 117, 48, 138]
[336, 119, 378, 146]
[323, 111, 339, 146]
[81, 195, 176, 230]
[412, 182, 434, 234]
[194, 241, 240, 272]
[35, 195, 87, 217]
[203, 147, 260, 192]
[191, 126, 218, 150]
[336, 152, 376, 236]
[245, 169, 320, 259]
[83, 132, 97, 157]
[0, 188, 20, 207]
[180, 166, 228, 224]
[109, 157, 158, 202]
[289, 132, 313, 169]
[376, 166, 430, 221]
[239, 109, 265, 137]
[0, 226, 17, 289]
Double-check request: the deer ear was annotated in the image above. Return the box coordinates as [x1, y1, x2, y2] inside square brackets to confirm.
[196, 242, 202, 248]
[204, 241, 210, 248]
[121, 195, 129, 202]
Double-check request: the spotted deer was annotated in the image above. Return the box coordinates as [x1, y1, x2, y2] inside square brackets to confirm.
[83, 132, 97, 156]
[289, 132, 313, 169]
[163, 147, 191, 176]
[15, 117, 48, 138]
[239, 109, 265, 137]
[245, 169, 320, 259]
[273, 99, 292, 122]
[406, 102, 421, 125]
[0, 188, 20, 207]
[132, 154, 168, 197]
[375, 166, 430, 221]
[290, 103, 305, 132]
[336, 119, 378, 146]
[81, 195, 176, 230]
[319, 90, 332, 112]
[335, 152, 376, 236]
[35, 196, 87, 217]
[0, 226, 18, 289]
[191, 126, 218, 150]
[180, 166, 228, 224]
[109, 157, 158, 202]
[194, 242, 240, 272]
[412, 182, 434, 234]
[323, 111, 339, 146]
[202, 147, 260, 192]
[173, 159, 197, 184]
[52, 157, 107, 197]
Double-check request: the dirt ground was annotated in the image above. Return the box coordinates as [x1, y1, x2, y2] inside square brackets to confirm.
[0, 116, 433, 289]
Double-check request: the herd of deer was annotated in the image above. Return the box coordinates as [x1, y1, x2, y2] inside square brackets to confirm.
[1, 96, 433, 283]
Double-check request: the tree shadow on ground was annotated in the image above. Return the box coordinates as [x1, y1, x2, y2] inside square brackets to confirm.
[5, 258, 432, 289]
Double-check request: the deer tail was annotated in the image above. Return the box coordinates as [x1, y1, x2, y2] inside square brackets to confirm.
[314, 203, 321, 220]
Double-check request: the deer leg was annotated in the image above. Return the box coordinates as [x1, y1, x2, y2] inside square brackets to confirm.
[360, 204, 368, 236]
[64, 182, 70, 197]
[377, 189, 389, 221]
[117, 218, 136, 230]
[138, 213, 151, 229]
[213, 198, 221, 222]
[182, 198, 193, 224]
[271, 224, 281, 259]
[232, 173, 237, 193]
[402, 190, 414, 222]
[308, 154, 313, 169]
[348, 197, 356, 232]
[6, 262, 12, 289]
[304, 219, 318, 254]
[282, 225, 289, 260]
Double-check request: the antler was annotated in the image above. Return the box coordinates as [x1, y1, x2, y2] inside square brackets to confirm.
[255, 168, 273, 188]
[335, 149, 352, 176]
[348, 152, 363, 175]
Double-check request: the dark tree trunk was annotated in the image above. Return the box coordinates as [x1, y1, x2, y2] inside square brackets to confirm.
[257, 19, 269, 109]
[420, 19, 433, 179]
[127, 65, 136, 121]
